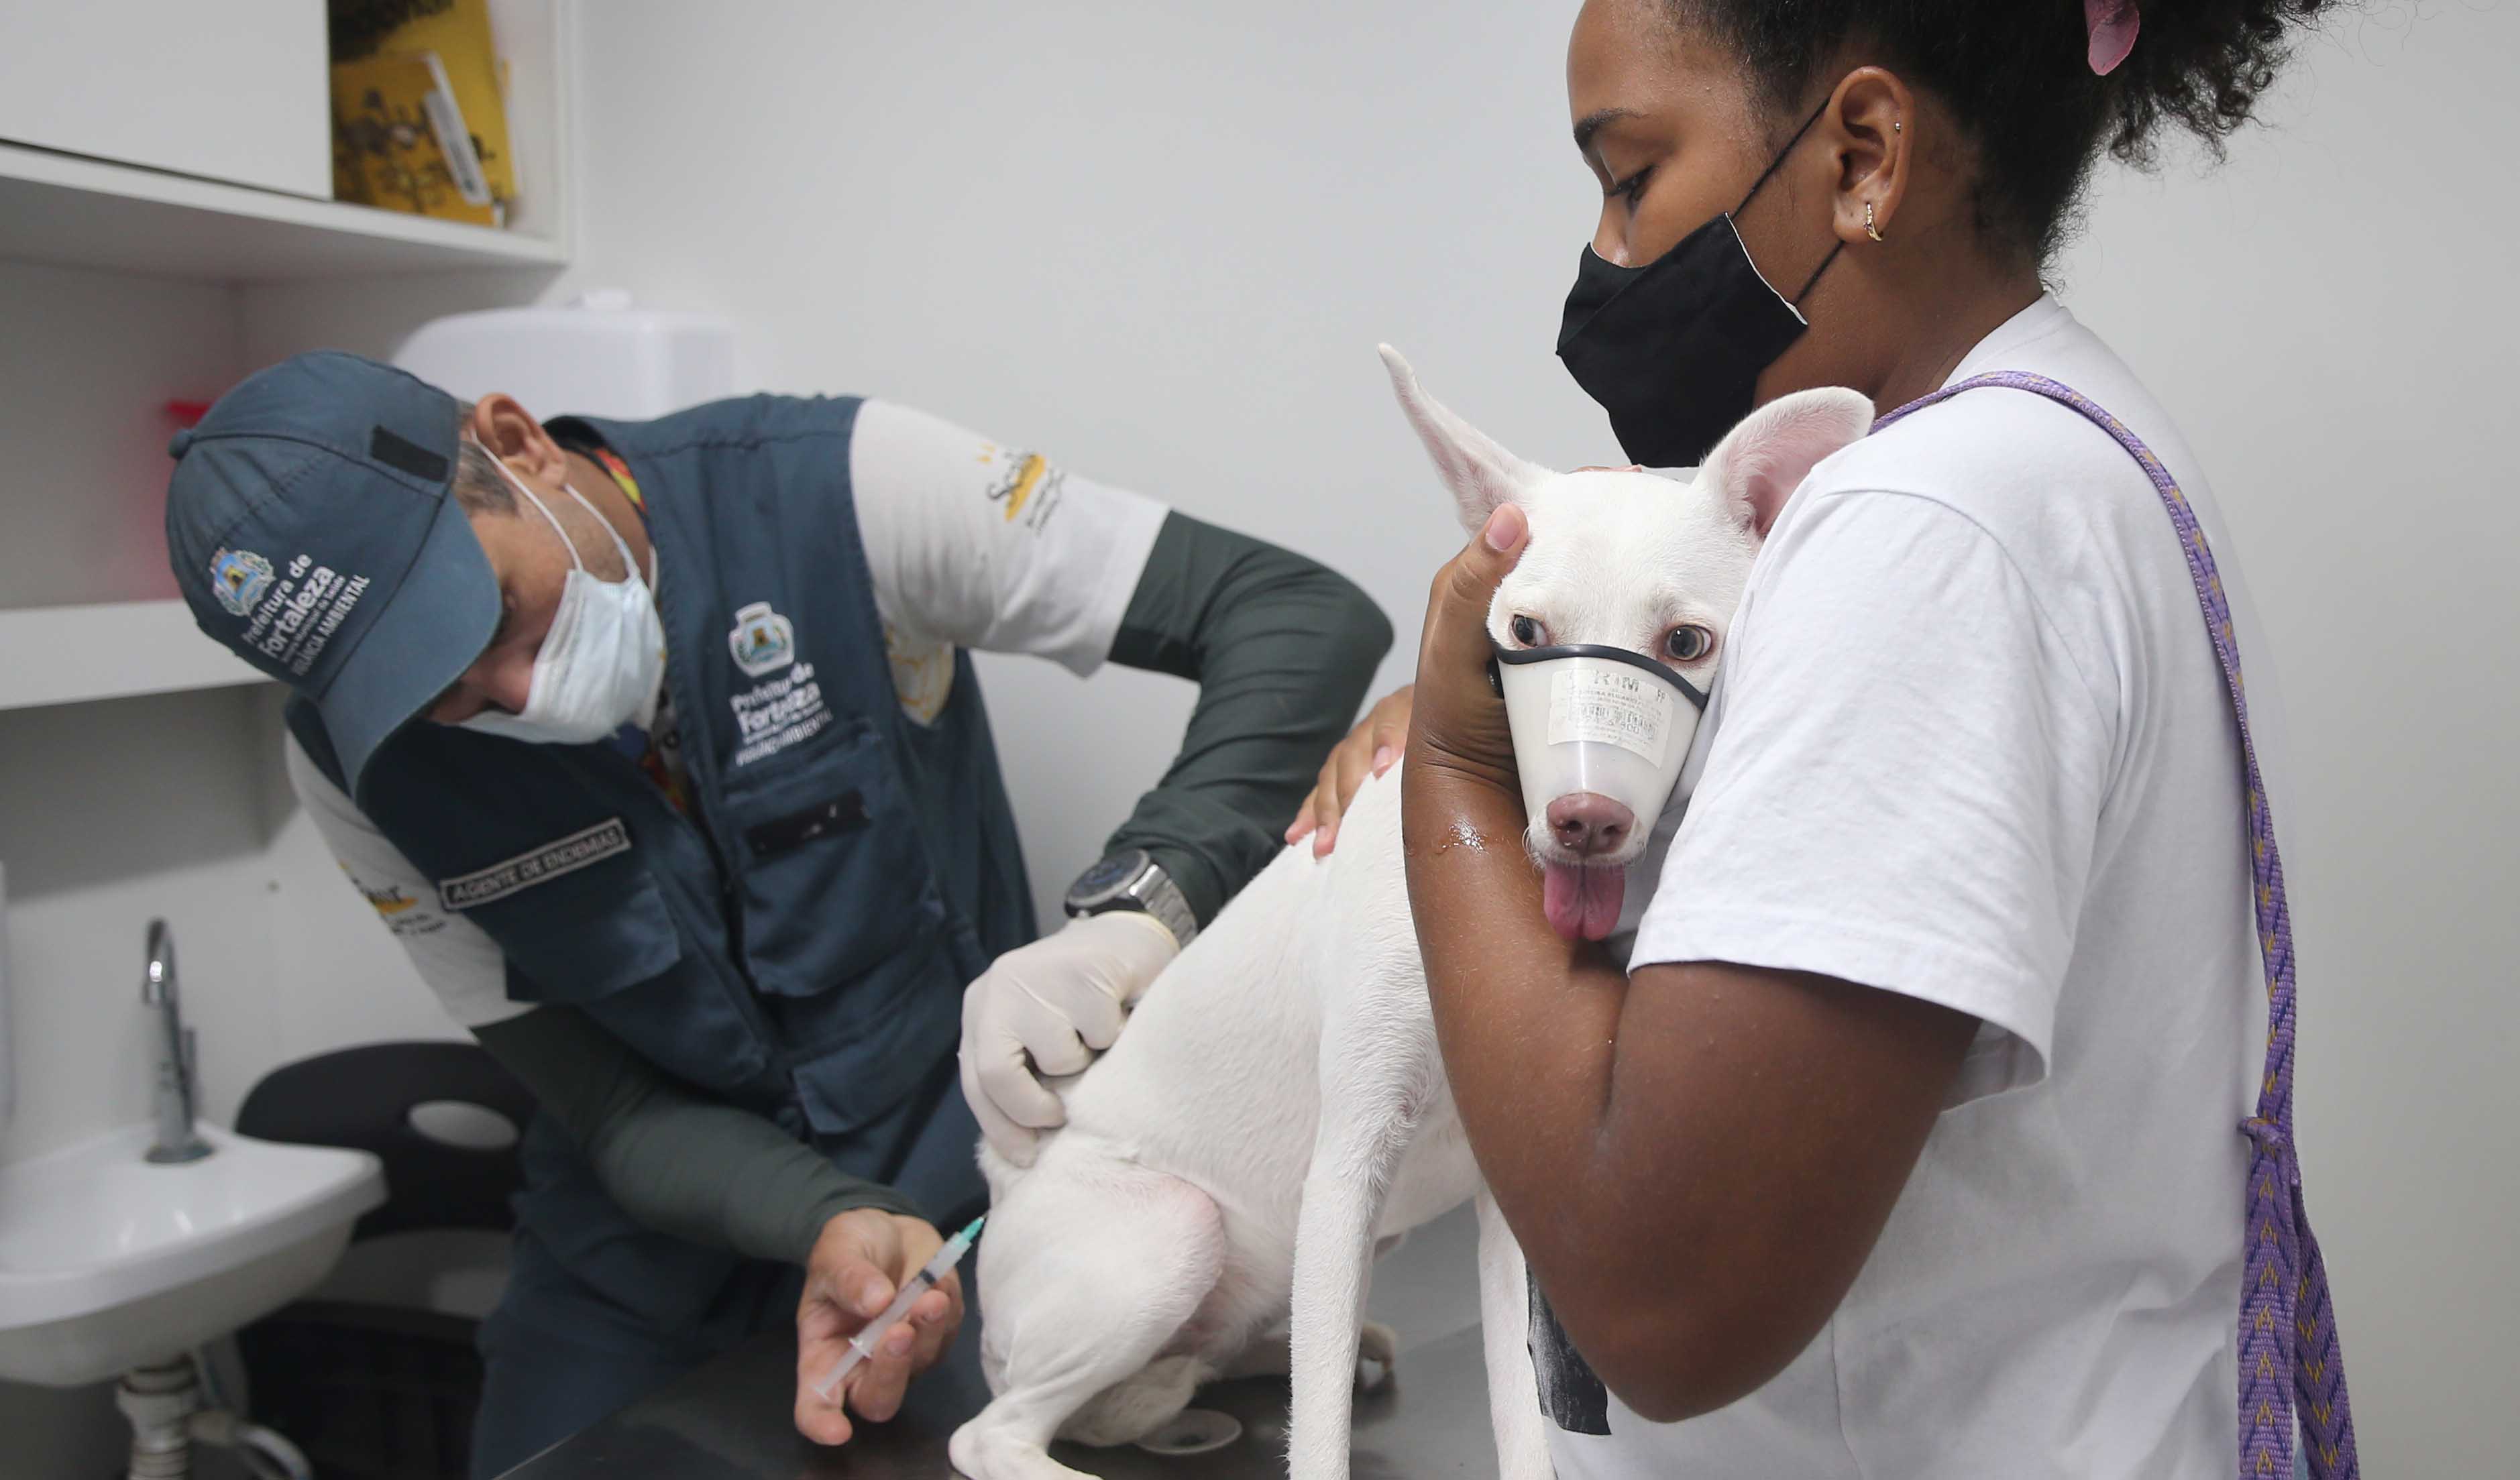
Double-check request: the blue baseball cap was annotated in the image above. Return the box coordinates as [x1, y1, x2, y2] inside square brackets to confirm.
[165, 351, 500, 795]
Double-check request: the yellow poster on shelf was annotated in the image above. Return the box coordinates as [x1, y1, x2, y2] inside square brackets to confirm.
[365, 0, 518, 207]
[330, 52, 498, 225]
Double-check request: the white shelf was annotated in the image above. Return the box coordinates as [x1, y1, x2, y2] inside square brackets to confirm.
[0, 143, 567, 283]
[0, 601, 268, 713]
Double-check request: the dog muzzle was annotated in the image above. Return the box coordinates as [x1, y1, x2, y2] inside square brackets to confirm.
[1492, 642, 1710, 941]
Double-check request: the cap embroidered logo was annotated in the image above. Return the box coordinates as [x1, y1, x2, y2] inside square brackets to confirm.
[209, 549, 276, 617]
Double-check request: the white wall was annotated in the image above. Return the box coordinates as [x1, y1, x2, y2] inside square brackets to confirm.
[0, 260, 238, 608]
[176, 2, 2520, 1474]
[0, 262, 464, 1171]
[2069, 12, 2517, 1469]
[0, 262, 465, 1471]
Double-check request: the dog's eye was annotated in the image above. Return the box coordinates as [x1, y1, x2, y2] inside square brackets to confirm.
[1509, 615, 1543, 646]
[1664, 626, 1714, 662]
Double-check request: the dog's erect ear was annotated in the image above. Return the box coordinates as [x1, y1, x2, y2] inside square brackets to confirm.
[1379, 344, 1550, 533]
[1699, 388, 1875, 539]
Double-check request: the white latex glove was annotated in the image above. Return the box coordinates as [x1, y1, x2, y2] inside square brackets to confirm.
[958, 911, 1179, 1167]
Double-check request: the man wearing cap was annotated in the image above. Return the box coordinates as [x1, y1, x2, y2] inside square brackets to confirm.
[164, 353, 1390, 1475]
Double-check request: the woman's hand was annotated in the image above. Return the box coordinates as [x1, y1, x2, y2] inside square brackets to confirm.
[1284, 504, 1533, 856]
[1403, 504, 1526, 800]
[793, 1208, 964, 1444]
[1286, 685, 1415, 856]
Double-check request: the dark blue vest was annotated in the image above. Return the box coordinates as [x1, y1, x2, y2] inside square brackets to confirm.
[290, 394, 1035, 1213]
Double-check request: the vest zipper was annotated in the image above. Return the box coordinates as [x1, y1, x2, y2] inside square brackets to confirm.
[628, 492, 807, 1121]
[675, 765, 804, 1111]
[607, 727, 800, 1119]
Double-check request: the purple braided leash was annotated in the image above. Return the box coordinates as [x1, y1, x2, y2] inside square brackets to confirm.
[1873, 372, 2360, 1480]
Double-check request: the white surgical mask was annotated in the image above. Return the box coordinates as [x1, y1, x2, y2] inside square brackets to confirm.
[461, 446, 665, 746]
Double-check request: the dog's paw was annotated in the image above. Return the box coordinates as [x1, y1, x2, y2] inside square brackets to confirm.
[1354, 1320, 1399, 1393]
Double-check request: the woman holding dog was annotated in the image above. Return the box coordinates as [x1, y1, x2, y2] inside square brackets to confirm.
[1291, 1, 2356, 1474]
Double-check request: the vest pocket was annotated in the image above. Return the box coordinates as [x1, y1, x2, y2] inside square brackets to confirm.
[492, 864, 785, 1105]
[476, 852, 688, 1005]
[718, 722, 937, 997]
[785, 935, 964, 1139]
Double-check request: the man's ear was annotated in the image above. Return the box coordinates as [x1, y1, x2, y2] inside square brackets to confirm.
[469, 394, 568, 483]
[1379, 344, 1551, 534]
[1698, 388, 1875, 538]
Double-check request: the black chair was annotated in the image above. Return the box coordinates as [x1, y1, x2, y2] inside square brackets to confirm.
[234, 1041, 536, 1480]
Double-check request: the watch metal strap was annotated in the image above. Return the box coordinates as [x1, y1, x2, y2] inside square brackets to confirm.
[1124, 863, 1198, 947]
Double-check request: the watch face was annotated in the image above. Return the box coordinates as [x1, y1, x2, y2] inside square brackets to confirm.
[1072, 850, 1148, 903]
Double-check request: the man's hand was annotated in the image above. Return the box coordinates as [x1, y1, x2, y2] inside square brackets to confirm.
[958, 911, 1180, 1166]
[1286, 685, 1414, 858]
[794, 1208, 964, 1444]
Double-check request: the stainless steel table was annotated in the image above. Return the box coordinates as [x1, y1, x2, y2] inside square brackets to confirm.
[504, 1208, 1501, 1479]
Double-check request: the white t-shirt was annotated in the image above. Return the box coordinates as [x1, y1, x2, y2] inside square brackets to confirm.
[286, 398, 1166, 1029]
[1564, 296, 2272, 1477]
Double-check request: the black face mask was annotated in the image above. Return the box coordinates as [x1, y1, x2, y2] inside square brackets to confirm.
[1556, 102, 1841, 468]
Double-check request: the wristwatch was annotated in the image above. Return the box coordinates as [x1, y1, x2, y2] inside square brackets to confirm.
[1064, 848, 1199, 948]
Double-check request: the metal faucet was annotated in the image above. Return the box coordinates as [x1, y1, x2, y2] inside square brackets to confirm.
[141, 919, 211, 1164]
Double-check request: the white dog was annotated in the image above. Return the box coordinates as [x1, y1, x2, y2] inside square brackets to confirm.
[948, 349, 1873, 1480]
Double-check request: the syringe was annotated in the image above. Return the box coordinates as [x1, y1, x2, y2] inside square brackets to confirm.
[811, 1213, 985, 1400]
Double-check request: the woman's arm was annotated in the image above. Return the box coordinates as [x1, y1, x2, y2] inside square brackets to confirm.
[1399, 506, 1975, 1420]
[1286, 683, 1412, 855]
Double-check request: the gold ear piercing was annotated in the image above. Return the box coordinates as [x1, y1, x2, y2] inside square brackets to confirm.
[1865, 201, 1884, 242]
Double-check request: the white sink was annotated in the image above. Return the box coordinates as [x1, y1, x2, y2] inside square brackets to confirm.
[0, 1121, 384, 1387]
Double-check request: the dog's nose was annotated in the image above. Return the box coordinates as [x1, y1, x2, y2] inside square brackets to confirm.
[1545, 793, 1635, 858]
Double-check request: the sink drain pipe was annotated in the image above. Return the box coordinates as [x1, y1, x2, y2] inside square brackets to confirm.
[115, 1357, 315, 1480]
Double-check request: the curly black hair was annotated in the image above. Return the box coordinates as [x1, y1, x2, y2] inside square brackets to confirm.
[1659, 1, 2340, 262]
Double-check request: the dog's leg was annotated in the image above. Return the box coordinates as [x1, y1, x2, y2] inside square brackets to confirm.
[949, 1163, 1224, 1480]
[1058, 1353, 1208, 1449]
[1217, 1322, 1290, 1380]
[1285, 1041, 1429, 1480]
[1354, 1319, 1399, 1393]
[1476, 1187, 1555, 1480]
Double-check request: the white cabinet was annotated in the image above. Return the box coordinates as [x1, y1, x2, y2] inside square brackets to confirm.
[0, 603, 265, 714]
[0, 3, 578, 722]
[0, 1, 572, 282]
[0, 0, 331, 199]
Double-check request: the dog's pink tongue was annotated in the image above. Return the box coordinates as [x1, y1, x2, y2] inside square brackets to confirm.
[1542, 863, 1626, 942]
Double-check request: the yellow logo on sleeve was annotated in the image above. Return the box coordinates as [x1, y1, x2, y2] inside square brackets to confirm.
[363, 886, 418, 917]
[341, 867, 447, 938]
[992, 453, 1048, 522]
[976, 445, 1067, 532]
